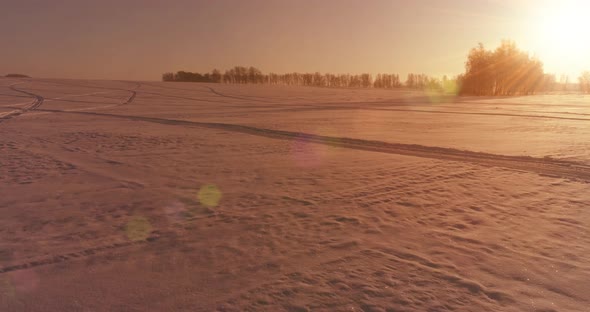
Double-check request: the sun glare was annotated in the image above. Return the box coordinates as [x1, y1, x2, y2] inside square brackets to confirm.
[530, 1, 590, 77]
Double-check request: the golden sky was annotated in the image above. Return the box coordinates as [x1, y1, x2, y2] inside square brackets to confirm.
[1, 0, 588, 80]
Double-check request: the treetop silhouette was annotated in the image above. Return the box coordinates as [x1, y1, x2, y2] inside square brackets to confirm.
[163, 42, 560, 95]
[163, 66, 441, 91]
[458, 40, 555, 95]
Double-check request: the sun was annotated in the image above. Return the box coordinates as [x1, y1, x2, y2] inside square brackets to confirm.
[529, 1, 590, 78]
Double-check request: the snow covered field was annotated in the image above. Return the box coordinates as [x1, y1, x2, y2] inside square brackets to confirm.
[1, 78, 589, 311]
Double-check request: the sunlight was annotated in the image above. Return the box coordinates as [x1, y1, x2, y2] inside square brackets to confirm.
[530, 1, 590, 77]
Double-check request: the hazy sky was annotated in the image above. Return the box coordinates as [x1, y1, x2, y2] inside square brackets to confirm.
[1, 0, 584, 80]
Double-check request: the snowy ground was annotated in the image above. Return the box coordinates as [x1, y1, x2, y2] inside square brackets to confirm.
[1, 78, 589, 311]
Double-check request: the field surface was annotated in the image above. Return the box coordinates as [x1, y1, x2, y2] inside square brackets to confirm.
[1, 78, 589, 311]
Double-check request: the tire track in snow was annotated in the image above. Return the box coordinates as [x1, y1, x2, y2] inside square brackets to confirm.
[34, 79, 139, 107]
[204, 86, 275, 103]
[206, 103, 590, 122]
[148, 82, 291, 102]
[0, 83, 45, 122]
[369, 107, 590, 122]
[0, 236, 159, 274]
[34, 108, 590, 182]
[11, 83, 590, 180]
[0, 81, 140, 123]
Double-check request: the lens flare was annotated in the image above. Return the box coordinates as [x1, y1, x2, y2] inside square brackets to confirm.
[125, 216, 152, 241]
[292, 135, 327, 167]
[292, 126, 341, 168]
[198, 184, 222, 208]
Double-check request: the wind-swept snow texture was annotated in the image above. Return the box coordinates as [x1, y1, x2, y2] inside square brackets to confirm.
[1, 78, 589, 311]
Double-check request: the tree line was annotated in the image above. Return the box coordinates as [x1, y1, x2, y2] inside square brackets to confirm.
[163, 41, 574, 95]
[162, 66, 448, 91]
[5, 73, 30, 78]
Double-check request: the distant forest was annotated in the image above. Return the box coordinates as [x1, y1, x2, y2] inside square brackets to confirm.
[163, 68, 456, 92]
[163, 41, 565, 96]
[162, 66, 446, 89]
[5, 73, 30, 78]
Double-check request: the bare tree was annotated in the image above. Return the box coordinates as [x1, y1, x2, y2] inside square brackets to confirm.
[459, 41, 549, 96]
[579, 71, 590, 93]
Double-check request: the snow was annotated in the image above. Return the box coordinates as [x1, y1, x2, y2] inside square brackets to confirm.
[1, 78, 589, 311]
